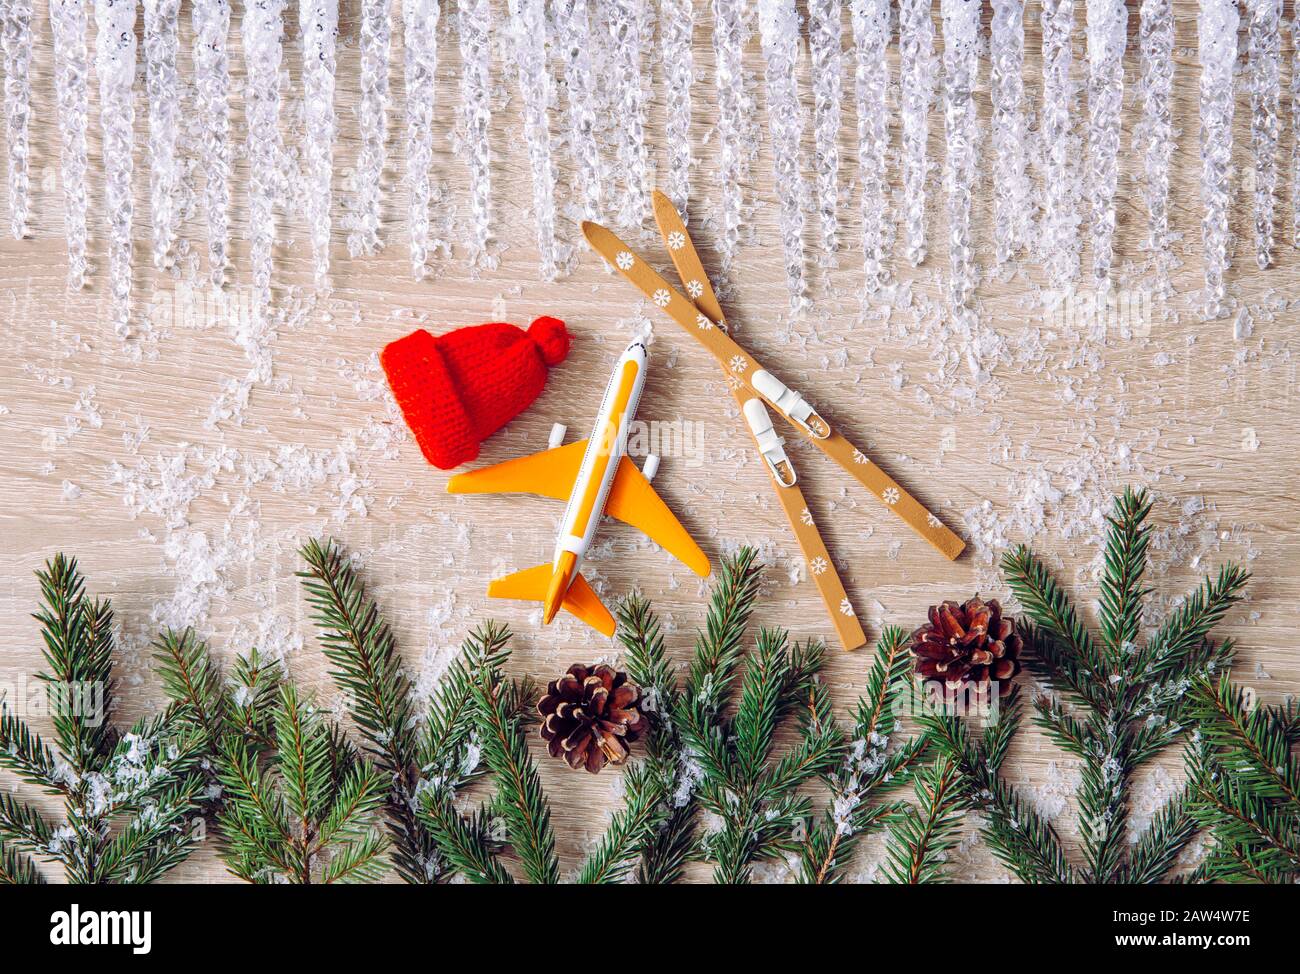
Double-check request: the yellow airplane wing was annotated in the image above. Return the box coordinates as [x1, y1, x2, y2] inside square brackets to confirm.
[605, 457, 711, 577]
[487, 563, 616, 637]
[446, 440, 588, 500]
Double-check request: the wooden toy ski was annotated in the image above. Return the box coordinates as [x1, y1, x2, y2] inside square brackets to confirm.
[582, 197, 964, 564]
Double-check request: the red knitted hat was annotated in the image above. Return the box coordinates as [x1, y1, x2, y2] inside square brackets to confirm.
[381, 316, 570, 470]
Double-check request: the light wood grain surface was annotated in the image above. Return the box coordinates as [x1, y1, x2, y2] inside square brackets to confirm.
[1, 0, 1296, 883]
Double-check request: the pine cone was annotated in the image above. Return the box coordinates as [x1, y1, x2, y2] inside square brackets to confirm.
[538, 664, 646, 773]
[909, 596, 1022, 695]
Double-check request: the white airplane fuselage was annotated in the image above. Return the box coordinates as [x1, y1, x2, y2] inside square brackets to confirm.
[542, 339, 648, 623]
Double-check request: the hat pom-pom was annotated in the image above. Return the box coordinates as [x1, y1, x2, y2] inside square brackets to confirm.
[528, 316, 570, 367]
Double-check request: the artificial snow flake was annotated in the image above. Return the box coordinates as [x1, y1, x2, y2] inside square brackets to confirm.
[712, 0, 756, 282]
[402, 0, 440, 280]
[990, 0, 1030, 265]
[300, 0, 338, 289]
[507, 0, 563, 279]
[757, 0, 810, 312]
[192, 0, 232, 287]
[899, 0, 935, 266]
[50, 0, 91, 288]
[555, 0, 604, 221]
[142, 0, 181, 269]
[606, 0, 651, 229]
[615, 250, 634, 270]
[95, 0, 137, 338]
[1199, 0, 1239, 317]
[807, 0, 843, 258]
[1246, 0, 1280, 269]
[1040, 0, 1079, 288]
[1135, 0, 1174, 257]
[243, 0, 286, 323]
[1085, 0, 1127, 287]
[2, 0, 32, 238]
[849, 0, 891, 293]
[883, 486, 900, 504]
[941, 0, 980, 309]
[350, 0, 390, 259]
[661, 0, 694, 218]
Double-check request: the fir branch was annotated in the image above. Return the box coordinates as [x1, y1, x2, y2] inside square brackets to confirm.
[0, 791, 54, 854]
[419, 792, 513, 884]
[1098, 487, 1153, 669]
[1192, 674, 1300, 810]
[577, 762, 667, 884]
[1122, 785, 1198, 884]
[152, 627, 227, 748]
[882, 755, 964, 884]
[683, 547, 764, 715]
[466, 622, 559, 885]
[0, 696, 59, 791]
[0, 841, 44, 885]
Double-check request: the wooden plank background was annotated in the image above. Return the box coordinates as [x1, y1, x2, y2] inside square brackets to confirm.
[0, 0, 1296, 883]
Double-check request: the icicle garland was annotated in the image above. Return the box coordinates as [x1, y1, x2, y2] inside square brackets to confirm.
[850, 0, 891, 294]
[899, 0, 935, 267]
[606, 0, 650, 230]
[990, 0, 1029, 267]
[142, 0, 181, 270]
[1040, 0, 1078, 290]
[2, 0, 32, 239]
[95, 0, 137, 338]
[506, 0, 562, 279]
[1085, 0, 1127, 287]
[349, 0, 389, 258]
[300, 0, 338, 289]
[756, 0, 810, 313]
[1293, 16, 1300, 247]
[556, 0, 603, 222]
[712, 0, 754, 284]
[1199, 0, 1239, 317]
[456, 0, 493, 267]
[941, 0, 979, 310]
[192, 0, 232, 288]
[1135, 0, 1174, 258]
[402, 0, 440, 280]
[661, 0, 694, 220]
[49, 0, 90, 289]
[807, 0, 842, 259]
[1247, 0, 1280, 269]
[243, 0, 285, 321]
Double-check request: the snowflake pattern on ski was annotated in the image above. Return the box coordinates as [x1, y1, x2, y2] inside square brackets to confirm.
[615, 250, 634, 270]
[695, 313, 713, 330]
[882, 486, 900, 504]
[667, 230, 685, 249]
[729, 355, 748, 373]
[686, 278, 703, 298]
[652, 288, 671, 307]
[810, 556, 828, 575]
[839, 598, 855, 616]
[927, 512, 942, 528]
[852, 448, 869, 465]
[800, 507, 814, 525]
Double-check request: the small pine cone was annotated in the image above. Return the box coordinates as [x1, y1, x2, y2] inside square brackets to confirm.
[537, 664, 646, 773]
[909, 596, 1022, 695]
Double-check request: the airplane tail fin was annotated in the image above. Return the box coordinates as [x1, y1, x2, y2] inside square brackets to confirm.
[487, 564, 616, 637]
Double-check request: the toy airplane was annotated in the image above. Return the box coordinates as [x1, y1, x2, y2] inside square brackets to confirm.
[447, 337, 711, 636]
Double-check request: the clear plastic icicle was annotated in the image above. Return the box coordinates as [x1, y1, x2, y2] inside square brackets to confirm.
[1085, 0, 1127, 287]
[661, 0, 694, 219]
[1247, 0, 1280, 269]
[402, 0, 439, 280]
[349, 0, 389, 258]
[95, 0, 137, 338]
[807, 0, 842, 258]
[49, 0, 90, 289]
[941, 0, 979, 310]
[142, 0, 181, 270]
[1294, 15, 1300, 247]
[1040, 0, 1078, 289]
[850, 0, 891, 294]
[556, 0, 603, 221]
[712, 0, 755, 283]
[1199, 0, 1238, 317]
[1135, 0, 1174, 256]
[757, 0, 809, 313]
[990, 0, 1029, 266]
[300, 0, 338, 289]
[898, 0, 935, 266]
[2, 0, 32, 238]
[192, 0, 231, 287]
[605, 0, 650, 229]
[506, 0, 562, 279]
[456, 0, 493, 267]
[243, 0, 285, 321]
